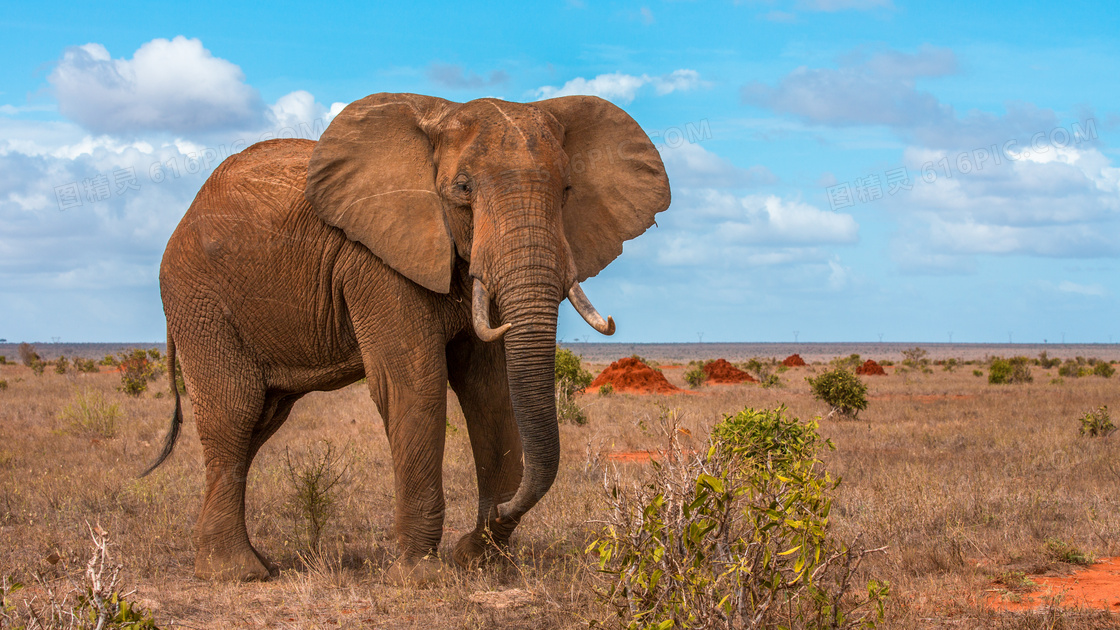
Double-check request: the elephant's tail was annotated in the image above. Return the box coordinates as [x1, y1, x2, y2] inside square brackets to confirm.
[140, 331, 183, 477]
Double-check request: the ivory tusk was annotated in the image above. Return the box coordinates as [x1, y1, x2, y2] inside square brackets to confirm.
[472, 279, 511, 342]
[568, 283, 616, 336]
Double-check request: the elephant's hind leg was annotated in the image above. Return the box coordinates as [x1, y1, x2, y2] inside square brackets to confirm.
[190, 373, 296, 581]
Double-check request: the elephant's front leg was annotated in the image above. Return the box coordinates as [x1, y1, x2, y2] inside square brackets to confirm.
[446, 333, 524, 569]
[375, 374, 451, 584]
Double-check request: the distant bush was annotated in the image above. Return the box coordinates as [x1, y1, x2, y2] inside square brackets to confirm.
[830, 353, 862, 371]
[588, 405, 889, 629]
[59, 389, 121, 438]
[0, 355, 7, 365]
[989, 357, 1032, 384]
[598, 383, 614, 396]
[117, 349, 163, 397]
[99, 354, 119, 367]
[18, 342, 39, 366]
[808, 368, 868, 419]
[555, 347, 593, 425]
[900, 347, 929, 369]
[0, 380, 8, 391]
[1058, 359, 1087, 378]
[54, 355, 70, 375]
[684, 365, 707, 389]
[1078, 406, 1115, 438]
[973, 369, 983, 377]
[1093, 362, 1115, 378]
[74, 357, 99, 373]
[1037, 351, 1061, 369]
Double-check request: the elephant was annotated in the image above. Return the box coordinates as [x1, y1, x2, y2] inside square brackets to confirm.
[145, 92, 670, 583]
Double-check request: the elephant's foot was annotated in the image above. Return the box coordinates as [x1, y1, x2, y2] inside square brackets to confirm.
[453, 524, 516, 570]
[383, 554, 447, 587]
[194, 544, 274, 581]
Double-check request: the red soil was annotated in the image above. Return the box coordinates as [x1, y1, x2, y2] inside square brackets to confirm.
[782, 354, 807, 367]
[589, 357, 683, 395]
[986, 557, 1120, 612]
[702, 359, 758, 384]
[855, 359, 887, 376]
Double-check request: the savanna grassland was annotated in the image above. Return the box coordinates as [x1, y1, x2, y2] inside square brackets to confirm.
[1, 349, 1119, 629]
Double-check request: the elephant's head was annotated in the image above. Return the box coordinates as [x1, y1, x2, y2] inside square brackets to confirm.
[305, 93, 669, 523]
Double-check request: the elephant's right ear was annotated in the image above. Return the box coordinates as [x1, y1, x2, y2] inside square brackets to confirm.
[306, 93, 456, 294]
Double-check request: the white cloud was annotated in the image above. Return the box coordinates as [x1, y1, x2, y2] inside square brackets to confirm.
[535, 69, 704, 104]
[1057, 281, 1106, 297]
[49, 37, 265, 135]
[658, 142, 777, 188]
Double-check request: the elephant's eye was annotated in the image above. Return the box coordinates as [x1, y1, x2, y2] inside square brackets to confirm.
[453, 176, 472, 195]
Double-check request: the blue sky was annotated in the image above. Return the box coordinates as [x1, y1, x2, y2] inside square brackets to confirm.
[2, 1, 1118, 343]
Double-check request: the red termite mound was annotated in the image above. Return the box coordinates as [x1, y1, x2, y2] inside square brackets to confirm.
[590, 357, 683, 394]
[782, 354, 807, 367]
[855, 359, 887, 376]
[703, 359, 758, 384]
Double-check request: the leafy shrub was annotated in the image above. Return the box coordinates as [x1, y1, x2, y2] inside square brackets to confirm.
[941, 358, 959, 372]
[17, 342, 39, 366]
[1093, 362, 1115, 378]
[0, 355, 7, 364]
[744, 358, 782, 388]
[807, 368, 868, 419]
[1045, 538, 1095, 565]
[0, 380, 7, 391]
[30, 360, 45, 376]
[684, 365, 707, 389]
[1058, 359, 1087, 378]
[599, 383, 614, 396]
[59, 389, 122, 438]
[285, 440, 350, 549]
[99, 354, 119, 367]
[1037, 351, 1061, 369]
[74, 357, 99, 373]
[900, 347, 928, 369]
[830, 353, 862, 371]
[1078, 406, 1115, 438]
[588, 406, 888, 630]
[973, 369, 983, 377]
[117, 349, 163, 397]
[54, 355, 70, 374]
[555, 347, 593, 425]
[989, 357, 1032, 384]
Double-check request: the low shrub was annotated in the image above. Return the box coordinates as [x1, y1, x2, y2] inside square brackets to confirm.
[1058, 359, 1087, 378]
[587, 405, 889, 629]
[59, 388, 121, 438]
[1037, 351, 1061, 369]
[555, 347, 593, 425]
[973, 369, 983, 377]
[74, 357, 99, 373]
[117, 349, 163, 397]
[1093, 362, 1115, 378]
[807, 368, 868, 419]
[1078, 406, 1115, 438]
[684, 365, 707, 389]
[17, 342, 39, 366]
[54, 355, 70, 374]
[285, 440, 351, 549]
[598, 383, 614, 396]
[989, 357, 1032, 384]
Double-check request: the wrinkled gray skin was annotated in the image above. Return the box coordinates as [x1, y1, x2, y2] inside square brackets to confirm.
[149, 93, 669, 583]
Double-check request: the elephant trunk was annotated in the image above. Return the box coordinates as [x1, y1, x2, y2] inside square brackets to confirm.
[482, 206, 567, 524]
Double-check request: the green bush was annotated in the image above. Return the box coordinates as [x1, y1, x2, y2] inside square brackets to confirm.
[54, 355, 69, 374]
[99, 354, 119, 367]
[0, 380, 8, 391]
[588, 406, 888, 629]
[1093, 362, 1115, 378]
[1037, 351, 1061, 369]
[0, 355, 7, 364]
[830, 353, 862, 371]
[900, 347, 928, 369]
[807, 368, 868, 419]
[1078, 406, 1115, 438]
[973, 369, 983, 377]
[117, 349, 163, 397]
[989, 357, 1032, 384]
[59, 389, 121, 438]
[555, 347, 593, 425]
[684, 365, 707, 389]
[599, 383, 614, 396]
[1058, 359, 1087, 378]
[74, 357, 99, 373]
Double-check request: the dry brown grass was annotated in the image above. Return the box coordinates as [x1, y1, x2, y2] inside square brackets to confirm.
[1, 356, 1119, 628]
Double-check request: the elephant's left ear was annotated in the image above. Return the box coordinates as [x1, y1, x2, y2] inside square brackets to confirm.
[535, 96, 671, 281]
[306, 93, 455, 293]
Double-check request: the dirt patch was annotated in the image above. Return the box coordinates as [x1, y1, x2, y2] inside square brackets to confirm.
[702, 359, 757, 384]
[855, 359, 887, 376]
[986, 557, 1120, 612]
[606, 449, 698, 463]
[782, 353, 806, 367]
[589, 357, 683, 395]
